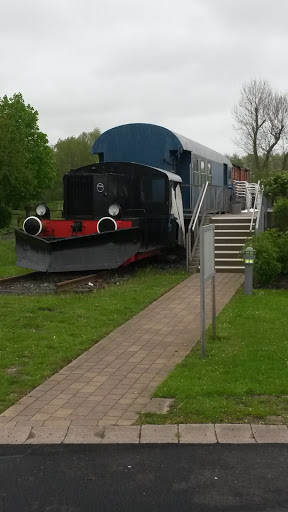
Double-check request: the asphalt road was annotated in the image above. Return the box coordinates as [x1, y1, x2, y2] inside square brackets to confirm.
[0, 444, 287, 512]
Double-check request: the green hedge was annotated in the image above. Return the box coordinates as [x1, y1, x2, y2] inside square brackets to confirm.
[245, 229, 288, 285]
[0, 206, 12, 230]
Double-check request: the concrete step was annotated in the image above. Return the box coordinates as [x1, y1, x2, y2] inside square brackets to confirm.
[215, 246, 244, 253]
[215, 243, 244, 247]
[215, 251, 242, 258]
[211, 216, 254, 224]
[215, 266, 244, 273]
[214, 229, 252, 236]
[215, 236, 248, 244]
[215, 258, 244, 267]
[214, 223, 252, 231]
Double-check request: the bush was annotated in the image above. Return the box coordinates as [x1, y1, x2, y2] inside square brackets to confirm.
[263, 172, 288, 202]
[273, 197, 288, 232]
[0, 205, 12, 229]
[245, 229, 282, 285]
[277, 233, 288, 274]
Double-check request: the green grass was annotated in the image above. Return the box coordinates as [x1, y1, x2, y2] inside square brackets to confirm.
[0, 267, 187, 413]
[0, 239, 30, 277]
[139, 289, 288, 425]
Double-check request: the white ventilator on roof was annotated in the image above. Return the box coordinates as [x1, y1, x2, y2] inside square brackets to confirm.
[171, 184, 185, 247]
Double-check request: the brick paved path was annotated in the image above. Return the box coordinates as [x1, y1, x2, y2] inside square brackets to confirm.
[0, 273, 243, 429]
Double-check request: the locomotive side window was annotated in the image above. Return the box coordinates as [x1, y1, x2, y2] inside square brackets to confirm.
[141, 177, 165, 203]
[152, 179, 165, 202]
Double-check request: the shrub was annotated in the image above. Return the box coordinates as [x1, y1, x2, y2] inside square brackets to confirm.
[244, 229, 282, 285]
[0, 205, 12, 229]
[277, 232, 288, 275]
[262, 172, 288, 202]
[273, 197, 288, 232]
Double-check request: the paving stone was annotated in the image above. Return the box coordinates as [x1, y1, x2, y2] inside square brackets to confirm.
[252, 424, 288, 443]
[102, 426, 140, 444]
[142, 398, 175, 414]
[215, 424, 256, 443]
[0, 421, 18, 428]
[0, 418, 10, 424]
[25, 426, 68, 444]
[141, 425, 178, 443]
[117, 419, 135, 426]
[179, 424, 217, 444]
[0, 426, 31, 444]
[64, 426, 104, 443]
[1, 274, 243, 429]
[43, 420, 71, 428]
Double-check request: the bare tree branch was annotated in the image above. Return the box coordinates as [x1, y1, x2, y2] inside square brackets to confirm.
[233, 80, 288, 173]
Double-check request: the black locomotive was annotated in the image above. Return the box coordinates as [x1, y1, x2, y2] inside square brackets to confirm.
[15, 162, 184, 272]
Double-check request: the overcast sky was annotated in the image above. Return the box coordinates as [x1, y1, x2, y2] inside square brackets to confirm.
[1, 0, 287, 155]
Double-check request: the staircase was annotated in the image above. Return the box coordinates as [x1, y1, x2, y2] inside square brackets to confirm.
[210, 214, 255, 273]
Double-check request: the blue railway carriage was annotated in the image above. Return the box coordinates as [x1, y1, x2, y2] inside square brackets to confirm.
[91, 123, 232, 215]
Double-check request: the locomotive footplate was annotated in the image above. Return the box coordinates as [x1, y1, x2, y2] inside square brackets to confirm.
[14, 227, 142, 272]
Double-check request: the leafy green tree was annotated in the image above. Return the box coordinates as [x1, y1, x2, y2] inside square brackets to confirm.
[0, 93, 56, 208]
[50, 128, 101, 200]
[262, 172, 288, 202]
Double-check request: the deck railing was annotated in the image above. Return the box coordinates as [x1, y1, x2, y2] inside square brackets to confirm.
[186, 184, 232, 270]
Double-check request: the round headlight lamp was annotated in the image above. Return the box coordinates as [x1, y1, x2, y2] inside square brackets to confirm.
[23, 216, 42, 236]
[108, 204, 120, 217]
[36, 204, 47, 217]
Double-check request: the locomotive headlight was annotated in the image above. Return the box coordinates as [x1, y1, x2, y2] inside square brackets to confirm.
[36, 204, 47, 217]
[23, 216, 42, 236]
[108, 204, 120, 217]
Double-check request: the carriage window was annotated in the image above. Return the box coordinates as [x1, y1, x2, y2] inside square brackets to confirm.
[207, 162, 212, 183]
[201, 161, 206, 184]
[193, 158, 199, 185]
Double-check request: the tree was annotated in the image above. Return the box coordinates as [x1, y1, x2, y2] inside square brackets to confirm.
[0, 93, 56, 208]
[233, 80, 288, 176]
[50, 128, 101, 200]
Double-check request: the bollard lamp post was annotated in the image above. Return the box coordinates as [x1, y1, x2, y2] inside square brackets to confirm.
[243, 246, 256, 295]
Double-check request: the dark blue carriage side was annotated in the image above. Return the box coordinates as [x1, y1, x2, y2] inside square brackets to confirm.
[91, 123, 232, 213]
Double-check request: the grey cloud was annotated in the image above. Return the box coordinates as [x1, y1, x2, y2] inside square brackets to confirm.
[1, 0, 288, 155]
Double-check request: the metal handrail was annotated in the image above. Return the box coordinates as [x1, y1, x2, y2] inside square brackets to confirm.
[250, 180, 260, 231]
[188, 184, 205, 232]
[255, 193, 263, 233]
[192, 182, 209, 232]
[186, 182, 209, 268]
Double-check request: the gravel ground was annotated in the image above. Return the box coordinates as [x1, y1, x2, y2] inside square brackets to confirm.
[0, 270, 132, 295]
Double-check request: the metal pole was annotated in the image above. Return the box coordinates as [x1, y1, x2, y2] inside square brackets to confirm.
[244, 264, 253, 295]
[200, 272, 206, 358]
[200, 231, 206, 358]
[212, 275, 216, 339]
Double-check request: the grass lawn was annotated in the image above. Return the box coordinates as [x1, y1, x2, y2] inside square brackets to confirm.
[0, 239, 31, 277]
[139, 289, 288, 425]
[0, 267, 187, 414]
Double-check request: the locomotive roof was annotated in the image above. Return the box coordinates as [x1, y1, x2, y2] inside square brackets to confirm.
[139, 164, 182, 182]
[91, 123, 231, 167]
[68, 162, 182, 182]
